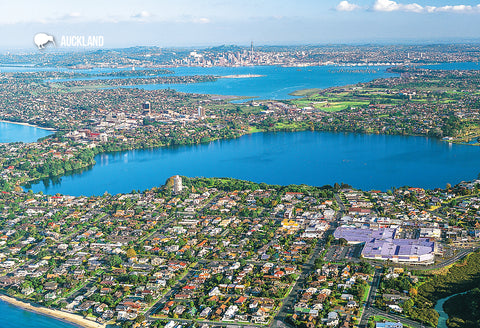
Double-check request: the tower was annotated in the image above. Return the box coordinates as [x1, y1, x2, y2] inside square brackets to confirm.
[197, 106, 206, 119]
[173, 175, 183, 194]
[250, 41, 254, 63]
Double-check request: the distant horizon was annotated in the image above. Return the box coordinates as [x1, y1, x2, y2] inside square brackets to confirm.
[3, 39, 480, 55]
[1, 1, 480, 50]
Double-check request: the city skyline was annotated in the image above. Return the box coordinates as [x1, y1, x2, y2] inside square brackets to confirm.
[1, 0, 480, 49]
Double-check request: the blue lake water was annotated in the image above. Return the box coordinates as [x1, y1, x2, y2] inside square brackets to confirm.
[0, 300, 77, 328]
[26, 131, 480, 196]
[0, 122, 52, 143]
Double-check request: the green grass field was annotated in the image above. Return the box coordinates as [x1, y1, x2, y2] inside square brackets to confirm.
[291, 98, 369, 112]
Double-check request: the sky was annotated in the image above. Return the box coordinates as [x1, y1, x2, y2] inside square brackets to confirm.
[1, 0, 480, 50]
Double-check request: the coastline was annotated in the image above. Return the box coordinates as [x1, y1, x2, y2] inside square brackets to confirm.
[220, 74, 265, 78]
[0, 119, 56, 131]
[0, 295, 105, 328]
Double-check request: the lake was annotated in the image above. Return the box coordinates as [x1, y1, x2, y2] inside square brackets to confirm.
[26, 131, 480, 196]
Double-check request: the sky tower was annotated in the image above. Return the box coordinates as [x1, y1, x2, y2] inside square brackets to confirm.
[250, 41, 254, 63]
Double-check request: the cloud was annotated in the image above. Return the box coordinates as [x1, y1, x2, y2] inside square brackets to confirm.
[192, 17, 211, 24]
[131, 11, 152, 21]
[435, 4, 480, 13]
[373, 0, 424, 13]
[345, 0, 480, 13]
[401, 3, 424, 13]
[373, 0, 400, 11]
[336, 1, 361, 12]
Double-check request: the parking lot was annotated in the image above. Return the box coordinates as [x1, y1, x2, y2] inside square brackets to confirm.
[324, 244, 363, 262]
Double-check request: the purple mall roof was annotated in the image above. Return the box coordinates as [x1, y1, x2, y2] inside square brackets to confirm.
[362, 238, 434, 257]
[333, 227, 396, 243]
[334, 226, 435, 260]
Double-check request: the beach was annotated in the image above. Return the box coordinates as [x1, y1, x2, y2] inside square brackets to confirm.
[0, 120, 56, 131]
[221, 74, 264, 78]
[0, 295, 105, 328]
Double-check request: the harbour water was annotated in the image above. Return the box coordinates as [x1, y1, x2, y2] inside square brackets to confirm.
[0, 300, 77, 328]
[120, 65, 396, 100]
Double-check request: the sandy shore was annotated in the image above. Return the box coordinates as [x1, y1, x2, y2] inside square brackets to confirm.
[221, 74, 264, 78]
[0, 119, 56, 131]
[0, 295, 105, 328]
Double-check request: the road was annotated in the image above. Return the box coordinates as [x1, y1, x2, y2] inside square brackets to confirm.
[146, 263, 198, 317]
[270, 195, 344, 327]
[366, 268, 382, 308]
[358, 268, 382, 327]
[400, 246, 479, 271]
[334, 193, 346, 213]
[270, 240, 324, 328]
[358, 267, 430, 328]
[361, 307, 428, 328]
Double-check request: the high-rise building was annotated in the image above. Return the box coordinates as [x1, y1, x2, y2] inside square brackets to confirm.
[197, 106, 206, 119]
[142, 101, 151, 114]
[173, 175, 183, 194]
[250, 41, 254, 62]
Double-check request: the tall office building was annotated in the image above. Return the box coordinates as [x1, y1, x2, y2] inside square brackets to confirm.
[173, 175, 183, 194]
[197, 106, 206, 119]
[142, 101, 151, 114]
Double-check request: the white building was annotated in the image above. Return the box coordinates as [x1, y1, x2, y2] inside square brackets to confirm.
[173, 175, 183, 194]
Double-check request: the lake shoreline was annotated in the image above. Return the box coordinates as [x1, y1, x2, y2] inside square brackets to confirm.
[0, 295, 105, 328]
[25, 130, 480, 196]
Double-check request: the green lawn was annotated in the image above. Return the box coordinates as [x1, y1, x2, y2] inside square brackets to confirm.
[289, 88, 323, 97]
[292, 99, 369, 112]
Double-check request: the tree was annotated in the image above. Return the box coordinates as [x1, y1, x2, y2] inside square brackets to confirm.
[126, 248, 137, 259]
[409, 287, 418, 297]
[108, 255, 123, 267]
[338, 238, 348, 246]
[135, 314, 146, 323]
[144, 294, 153, 304]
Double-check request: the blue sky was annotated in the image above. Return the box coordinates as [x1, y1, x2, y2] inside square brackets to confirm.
[1, 0, 480, 49]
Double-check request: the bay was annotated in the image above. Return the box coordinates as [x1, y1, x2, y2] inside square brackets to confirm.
[118, 65, 395, 100]
[26, 131, 480, 196]
[1, 64, 397, 101]
[0, 300, 77, 328]
[422, 62, 480, 70]
[0, 121, 53, 143]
